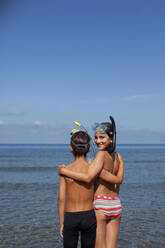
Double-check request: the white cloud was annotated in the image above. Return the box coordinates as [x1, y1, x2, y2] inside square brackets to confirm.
[122, 94, 150, 101]
[34, 120, 41, 126]
[7, 107, 25, 115]
[0, 120, 6, 126]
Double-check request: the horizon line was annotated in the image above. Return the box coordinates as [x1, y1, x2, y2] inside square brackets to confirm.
[0, 143, 165, 145]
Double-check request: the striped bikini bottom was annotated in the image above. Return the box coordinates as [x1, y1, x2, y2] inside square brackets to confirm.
[93, 195, 122, 219]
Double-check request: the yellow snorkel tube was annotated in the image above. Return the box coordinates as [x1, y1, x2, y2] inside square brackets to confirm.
[73, 121, 81, 127]
[70, 129, 80, 135]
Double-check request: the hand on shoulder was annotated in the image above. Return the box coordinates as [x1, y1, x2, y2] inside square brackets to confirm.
[58, 164, 66, 175]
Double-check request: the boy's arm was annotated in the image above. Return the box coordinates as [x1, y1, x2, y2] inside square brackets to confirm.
[58, 175, 66, 238]
[58, 151, 105, 183]
[99, 153, 124, 184]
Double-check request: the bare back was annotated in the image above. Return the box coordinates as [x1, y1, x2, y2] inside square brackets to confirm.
[95, 151, 120, 197]
[65, 160, 94, 212]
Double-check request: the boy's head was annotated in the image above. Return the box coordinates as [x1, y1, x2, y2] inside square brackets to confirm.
[70, 131, 91, 157]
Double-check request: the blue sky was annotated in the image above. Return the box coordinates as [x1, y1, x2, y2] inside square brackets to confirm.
[0, 0, 165, 144]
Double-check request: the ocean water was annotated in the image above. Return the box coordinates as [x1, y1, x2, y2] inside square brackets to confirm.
[0, 144, 165, 248]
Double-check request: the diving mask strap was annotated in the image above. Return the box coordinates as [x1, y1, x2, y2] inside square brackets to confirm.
[71, 140, 89, 150]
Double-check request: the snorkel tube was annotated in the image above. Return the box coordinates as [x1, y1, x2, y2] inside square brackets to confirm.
[108, 116, 116, 153]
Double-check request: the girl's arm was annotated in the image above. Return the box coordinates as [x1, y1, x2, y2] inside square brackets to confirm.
[58, 151, 105, 183]
[99, 153, 124, 184]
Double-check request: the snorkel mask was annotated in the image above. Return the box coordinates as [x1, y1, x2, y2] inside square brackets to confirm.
[93, 116, 116, 153]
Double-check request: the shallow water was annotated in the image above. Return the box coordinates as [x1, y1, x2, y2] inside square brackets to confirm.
[0, 144, 165, 247]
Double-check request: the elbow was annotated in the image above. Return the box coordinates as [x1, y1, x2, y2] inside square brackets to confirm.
[119, 179, 123, 184]
[115, 176, 123, 184]
[85, 177, 91, 183]
[117, 177, 123, 184]
[58, 197, 65, 205]
[85, 175, 93, 183]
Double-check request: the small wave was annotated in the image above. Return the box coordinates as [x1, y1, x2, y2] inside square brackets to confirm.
[0, 155, 33, 158]
[0, 166, 58, 172]
[126, 160, 165, 164]
[0, 182, 58, 190]
[121, 182, 165, 190]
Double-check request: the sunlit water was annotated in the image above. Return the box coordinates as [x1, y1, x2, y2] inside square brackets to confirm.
[0, 144, 165, 248]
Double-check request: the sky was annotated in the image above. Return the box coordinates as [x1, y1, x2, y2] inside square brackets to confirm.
[0, 0, 165, 144]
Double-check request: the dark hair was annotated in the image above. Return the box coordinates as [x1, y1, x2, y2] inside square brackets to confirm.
[70, 131, 91, 157]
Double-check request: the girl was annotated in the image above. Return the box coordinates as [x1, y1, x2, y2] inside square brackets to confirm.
[59, 117, 124, 248]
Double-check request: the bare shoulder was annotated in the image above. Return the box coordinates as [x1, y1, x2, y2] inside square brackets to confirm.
[96, 150, 106, 159]
[66, 163, 74, 169]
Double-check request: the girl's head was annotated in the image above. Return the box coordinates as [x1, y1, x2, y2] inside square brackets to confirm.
[93, 122, 113, 138]
[70, 131, 91, 157]
[93, 117, 116, 153]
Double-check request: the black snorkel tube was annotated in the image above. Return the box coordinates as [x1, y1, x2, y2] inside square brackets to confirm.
[108, 116, 116, 154]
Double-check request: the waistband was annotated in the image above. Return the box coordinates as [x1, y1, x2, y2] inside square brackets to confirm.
[65, 209, 94, 215]
[94, 195, 120, 201]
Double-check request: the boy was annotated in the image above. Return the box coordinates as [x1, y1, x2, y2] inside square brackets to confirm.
[58, 131, 97, 248]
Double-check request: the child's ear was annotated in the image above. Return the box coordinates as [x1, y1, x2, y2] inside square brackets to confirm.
[70, 146, 73, 152]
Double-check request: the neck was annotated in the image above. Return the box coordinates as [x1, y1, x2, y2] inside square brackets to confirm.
[74, 155, 86, 162]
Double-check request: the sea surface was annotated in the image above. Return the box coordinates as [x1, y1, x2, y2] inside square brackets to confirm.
[0, 144, 165, 248]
